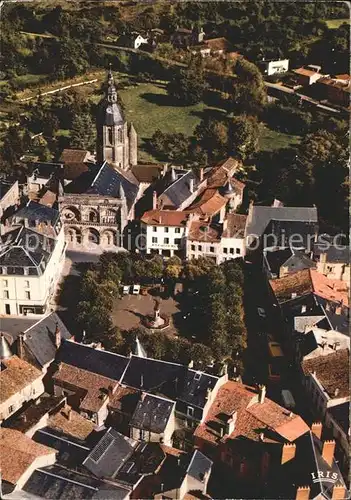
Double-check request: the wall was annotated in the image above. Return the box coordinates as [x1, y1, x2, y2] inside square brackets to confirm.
[144, 222, 187, 257]
[0, 376, 45, 422]
[0, 182, 19, 234]
[316, 260, 350, 283]
[303, 373, 349, 418]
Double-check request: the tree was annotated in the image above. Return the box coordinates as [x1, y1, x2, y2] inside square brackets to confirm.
[164, 256, 183, 279]
[70, 113, 96, 150]
[195, 116, 228, 161]
[228, 58, 267, 115]
[228, 115, 259, 160]
[167, 56, 207, 105]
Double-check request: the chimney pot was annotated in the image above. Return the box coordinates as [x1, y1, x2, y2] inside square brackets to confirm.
[199, 168, 204, 182]
[55, 323, 61, 349]
[296, 486, 310, 500]
[281, 442, 296, 464]
[322, 440, 336, 467]
[311, 422, 322, 440]
[152, 191, 157, 210]
[258, 384, 266, 404]
[332, 484, 347, 500]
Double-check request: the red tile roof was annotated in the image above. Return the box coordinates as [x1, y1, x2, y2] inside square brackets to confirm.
[0, 355, 42, 404]
[60, 149, 89, 164]
[188, 189, 227, 217]
[52, 362, 118, 413]
[194, 381, 309, 445]
[270, 269, 349, 306]
[188, 220, 221, 242]
[206, 158, 244, 191]
[141, 210, 189, 226]
[293, 68, 320, 77]
[48, 405, 95, 441]
[302, 349, 349, 398]
[0, 428, 55, 485]
[222, 214, 247, 238]
[204, 37, 231, 52]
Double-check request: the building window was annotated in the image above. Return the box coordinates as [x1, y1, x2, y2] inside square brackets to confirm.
[152, 226, 157, 232]
[152, 237, 158, 243]
[187, 406, 194, 417]
[230, 248, 234, 254]
[223, 248, 228, 254]
[175, 227, 181, 233]
[198, 245, 202, 251]
[25, 291, 31, 300]
[8, 404, 15, 414]
[164, 227, 169, 233]
[191, 244, 195, 251]
[108, 127, 113, 145]
[174, 238, 181, 245]
[164, 238, 169, 244]
[3, 279, 8, 287]
[118, 128, 122, 143]
[24, 280, 30, 288]
[24, 268, 29, 275]
[236, 248, 241, 255]
[3, 290, 9, 299]
[210, 246, 215, 253]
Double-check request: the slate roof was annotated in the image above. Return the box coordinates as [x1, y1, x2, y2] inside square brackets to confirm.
[23, 464, 130, 499]
[160, 170, 199, 208]
[130, 393, 175, 433]
[56, 340, 129, 381]
[313, 243, 350, 263]
[83, 428, 137, 479]
[23, 313, 71, 368]
[327, 402, 349, 435]
[186, 449, 212, 482]
[89, 162, 139, 211]
[265, 247, 293, 274]
[246, 205, 318, 239]
[33, 428, 90, 468]
[13, 201, 60, 227]
[28, 162, 63, 180]
[115, 442, 165, 486]
[277, 431, 347, 500]
[179, 370, 219, 409]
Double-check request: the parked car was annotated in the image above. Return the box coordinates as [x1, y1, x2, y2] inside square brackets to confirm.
[122, 285, 130, 295]
[132, 284, 141, 295]
[281, 389, 296, 409]
[257, 307, 266, 318]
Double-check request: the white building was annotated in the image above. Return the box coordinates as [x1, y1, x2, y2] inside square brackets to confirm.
[140, 210, 189, 257]
[187, 213, 247, 264]
[0, 201, 66, 316]
[260, 58, 289, 76]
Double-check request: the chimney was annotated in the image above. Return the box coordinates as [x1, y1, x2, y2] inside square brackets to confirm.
[332, 485, 347, 500]
[199, 168, 204, 182]
[258, 384, 266, 404]
[17, 333, 25, 359]
[188, 359, 194, 368]
[281, 443, 296, 464]
[189, 178, 194, 193]
[152, 191, 157, 210]
[222, 218, 228, 232]
[296, 486, 310, 500]
[311, 422, 322, 440]
[66, 408, 72, 421]
[55, 323, 61, 349]
[225, 412, 237, 436]
[322, 440, 335, 466]
[108, 384, 114, 397]
[334, 388, 339, 397]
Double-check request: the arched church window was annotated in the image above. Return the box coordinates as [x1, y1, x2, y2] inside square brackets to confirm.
[108, 128, 113, 145]
[118, 128, 122, 143]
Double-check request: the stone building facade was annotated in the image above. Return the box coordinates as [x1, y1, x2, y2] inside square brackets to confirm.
[96, 69, 137, 170]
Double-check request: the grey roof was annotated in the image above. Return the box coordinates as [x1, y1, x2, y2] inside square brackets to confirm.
[13, 201, 60, 227]
[161, 170, 198, 208]
[23, 464, 130, 500]
[327, 402, 349, 435]
[83, 428, 137, 479]
[284, 251, 316, 271]
[179, 370, 219, 409]
[56, 341, 130, 381]
[89, 162, 139, 211]
[313, 242, 350, 263]
[324, 310, 350, 336]
[23, 313, 71, 367]
[28, 162, 63, 179]
[265, 247, 293, 274]
[34, 428, 91, 467]
[0, 333, 12, 360]
[246, 206, 318, 239]
[0, 317, 38, 340]
[294, 315, 325, 333]
[186, 449, 212, 482]
[130, 394, 175, 433]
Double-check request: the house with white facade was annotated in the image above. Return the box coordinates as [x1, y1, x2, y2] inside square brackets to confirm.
[140, 209, 189, 257]
[0, 201, 66, 316]
[259, 58, 289, 76]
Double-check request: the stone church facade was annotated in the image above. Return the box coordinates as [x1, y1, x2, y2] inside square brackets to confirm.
[96, 69, 137, 170]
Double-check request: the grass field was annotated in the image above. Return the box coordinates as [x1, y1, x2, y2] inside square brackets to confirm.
[325, 18, 350, 29]
[258, 125, 301, 152]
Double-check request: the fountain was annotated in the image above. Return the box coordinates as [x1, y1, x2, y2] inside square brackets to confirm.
[142, 298, 170, 330]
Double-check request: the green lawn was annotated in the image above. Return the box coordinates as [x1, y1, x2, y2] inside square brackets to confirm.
[325, 18, 350, 29]
[258, 125, 301, 152]
[118, 82, 223, 162]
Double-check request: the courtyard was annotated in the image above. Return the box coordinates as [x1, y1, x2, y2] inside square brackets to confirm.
[110, 286, 184, 337]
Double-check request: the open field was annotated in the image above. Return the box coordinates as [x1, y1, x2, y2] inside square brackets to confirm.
[258, 125, 301, 152]
[325, 18, 350, 29]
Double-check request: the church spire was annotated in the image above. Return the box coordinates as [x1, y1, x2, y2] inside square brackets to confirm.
[107, 64, 118, 104]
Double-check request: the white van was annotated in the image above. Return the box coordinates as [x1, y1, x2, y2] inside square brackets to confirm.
[281, 389, 296, 409]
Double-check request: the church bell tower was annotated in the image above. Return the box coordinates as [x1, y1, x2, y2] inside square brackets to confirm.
[96, 68, 137, 170]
